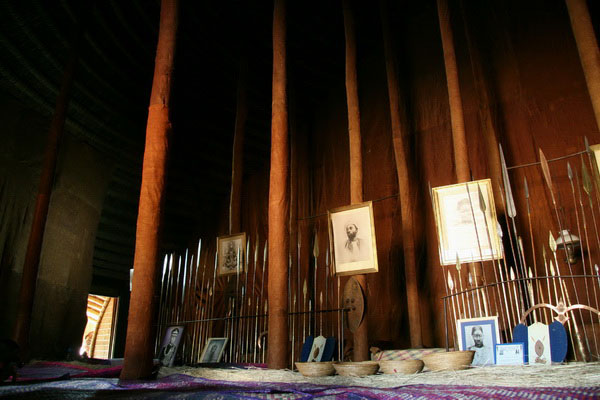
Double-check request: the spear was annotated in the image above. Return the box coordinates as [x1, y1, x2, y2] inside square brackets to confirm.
[291, 294, 297, 365]
[477, 184, 510, 334]
[337, 275, 341, 361]
[526, 266, 537, 323]
[464, 183, 490, 316]
[582, 161, 600, 313]
[550, 258, 577, 360]
[499, 144, 526, 279]
[456, 255, 471, 318]
[251, 236, 259, 363]
[568, 162, 598, 356]
[262, 300, 268, 364]
[468, 272, 482, 317]
[447, 271, 459, 350]
[313, 231, 319, 337]
[509, 267, 523, 320]
[260, 241, 267, 363]
[302, 279, 307, 343]
[208, 250, 218, 344]
[577, 163, 600, 321]
[325, 248, 330, 337]
[550, 231, 590, 360]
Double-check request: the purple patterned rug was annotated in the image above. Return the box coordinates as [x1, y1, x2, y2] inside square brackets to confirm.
[1, 373, 599, 399]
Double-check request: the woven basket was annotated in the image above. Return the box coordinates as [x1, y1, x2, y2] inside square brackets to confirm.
[422, 350, 474, 372]
[295, 361, 336, 377]
[378, 359, 424, 374]
[333, 361, 379, 377]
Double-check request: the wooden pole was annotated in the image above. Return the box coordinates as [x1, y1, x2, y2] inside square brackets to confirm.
[267, 0, 289, 369]
[11, 36, 79, 356]
[379, 0, 423, 348]
[342, 0, 368, 362]
[459, 0, 504, 213]
[437, 0, 470, 183]
[120, 0, 178, 380]
[229, 59, 247, 234]
[565, 0, 600, 131]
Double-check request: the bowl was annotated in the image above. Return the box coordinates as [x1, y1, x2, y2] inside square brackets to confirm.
[295, 361, 336, 377]
[378, 359, 424, 374]
[333, 361, 379, 377]
[422, 350, 474, 371]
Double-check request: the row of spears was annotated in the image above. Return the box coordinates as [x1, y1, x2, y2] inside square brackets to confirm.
[442, 141, 600, 362]
[155, 232, 347, 367]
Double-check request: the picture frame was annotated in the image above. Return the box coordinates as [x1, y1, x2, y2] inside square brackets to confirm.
[216, 233, 246, 276]
[456, 316, 500, 366]
[158, 325, 184, 367]
[495, 342, 525, 365]
[199, 337, 228, 363]
[328, 201, 378, 276]
[431, 178, 502, 266]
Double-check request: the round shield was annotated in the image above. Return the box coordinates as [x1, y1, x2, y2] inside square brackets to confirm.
[342, 277, 365, 333]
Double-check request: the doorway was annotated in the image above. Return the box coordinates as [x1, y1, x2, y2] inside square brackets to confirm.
[81, 294, 119, 359]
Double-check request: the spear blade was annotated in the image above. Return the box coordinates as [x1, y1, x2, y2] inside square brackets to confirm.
[567, 162, 573, 181]
[582, 159, 592, 196]
[539, 149, 554, 195]
[549, 231, 557, 253]
[500, 144, 517, 218]
[477, 183, 486, 213]
[524, 176, 530, 199]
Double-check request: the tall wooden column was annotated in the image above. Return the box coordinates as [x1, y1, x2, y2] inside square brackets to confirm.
[380, 0, 423, 349]
[11, 40, 78, 356]
[120, 0, 178, 380]
[342, 0, 368, 362]
[229, 59, 247, 234]
[267, 0, 289, 369]
[566, 0, 600, 131]
[437, 0, 470, 183]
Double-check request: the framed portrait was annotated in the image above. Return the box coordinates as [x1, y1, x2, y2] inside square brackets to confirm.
[216, 233, 246, 276]
[328, 201, 378, 276]
[199, 337, 228, 363]
[431, 179, 502, 266]
[158, 325, 184, 367]
[456, 316, 500, 366]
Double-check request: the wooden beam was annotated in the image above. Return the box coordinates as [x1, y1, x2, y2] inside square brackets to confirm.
[566, 0, 600, 131]
[380, 0, 423, 349]
[120, 0, 178, 380]
[342, 0, 368, 362]
[267, 0, 289, 369]
[437, 0, 470, 183]
[11, 26, 79, 358]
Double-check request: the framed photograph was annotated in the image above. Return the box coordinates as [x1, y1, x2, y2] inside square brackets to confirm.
[216, 233, 246, 276]
[158, 325, 184, 367]
[495, 343, 525, 365]
[328, 201, 378, 276]
[456, 316, 500, 366]
[431, 179, 502, 265]
[199, 337, 228, 363]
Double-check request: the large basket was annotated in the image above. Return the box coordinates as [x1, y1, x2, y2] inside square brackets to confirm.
[422, 350, 474, 372]
[378, 359, 424, 374]
[295, 362, 336, 377]
[333, 361, 379, 377]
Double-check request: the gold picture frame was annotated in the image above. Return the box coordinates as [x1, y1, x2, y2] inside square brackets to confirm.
[431, 179, 502, 266]
[328, 201, 378, 276]
[216, 232, 246, 276]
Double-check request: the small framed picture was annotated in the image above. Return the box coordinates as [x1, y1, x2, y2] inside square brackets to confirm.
[216, 233, 246, 276]
[200, 337, 229, 363]
[495, 343, 525, 365]
[456, 316, 500, 366]
[158, 325, 184, 367]
[431, 179, 502, 265]
[328, 201, 378, 276]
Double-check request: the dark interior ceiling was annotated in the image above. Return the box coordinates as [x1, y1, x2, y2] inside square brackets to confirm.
[0, 0, 349, 286]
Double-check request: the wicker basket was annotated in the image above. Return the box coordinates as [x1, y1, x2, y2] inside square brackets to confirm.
[295, 361, 336, 377]
[378, 359, 424, 374]
[333, 361, 379, 377]
[422, 350, 474, 372]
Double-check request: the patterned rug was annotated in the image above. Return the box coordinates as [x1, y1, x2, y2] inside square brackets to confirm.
[1, 373, 599, 399]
